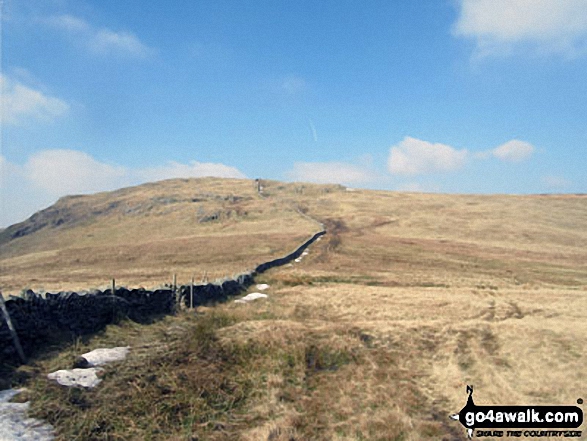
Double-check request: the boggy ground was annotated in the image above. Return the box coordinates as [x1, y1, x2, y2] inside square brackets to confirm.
[2, 178, 586, 440]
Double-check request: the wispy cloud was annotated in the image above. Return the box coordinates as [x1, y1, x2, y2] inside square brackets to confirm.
[0, 74, 69, 125]
[280, 75, 306, 95]
[388, 137, 468, 175]
[453, 0, 587, 58]
[308, 119, 318, 142]
[286, 161, 373, 185]
[0, 150, 247, 227]
[542, 174, 572, 190]
[89, 29, 154, 57]
[45, 14, 90, 33]
[45, 14, 155, 58]
[490, 140, 534, 162]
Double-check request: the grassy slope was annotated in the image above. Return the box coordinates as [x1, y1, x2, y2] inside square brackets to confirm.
[0, 178, 322, 293]
[3, 178, 586, 440]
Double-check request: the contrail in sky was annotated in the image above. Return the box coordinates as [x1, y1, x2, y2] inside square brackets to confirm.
[308, 119, 318, 142]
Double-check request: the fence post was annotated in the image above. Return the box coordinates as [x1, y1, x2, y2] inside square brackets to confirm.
[173, 274, 177, 309]
[190, 276, 194, 309]
[111, 278, 116, 319]
[0, 292, 26, 363]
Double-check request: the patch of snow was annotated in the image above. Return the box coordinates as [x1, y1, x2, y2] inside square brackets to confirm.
[234, 293, 268, 304]
[47, 368, 103, 388]
[294, 257, 302, 263]
[302, 251, 309, 256]
[0, 389, 55, 440]
[81, 347, 130, 367]
[256, 284, 270, 291]
[0, 390, 21, 404]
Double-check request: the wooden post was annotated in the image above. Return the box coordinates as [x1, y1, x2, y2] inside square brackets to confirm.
[190, 276, 194, 309]
[172, 274, 177, 310]
[0, 292, 26, 363]
[111, 278, 116, 319]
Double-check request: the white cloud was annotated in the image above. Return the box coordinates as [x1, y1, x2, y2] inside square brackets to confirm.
[0, 150, 247, 227]
[0, 155, 55, 227]
[287, 161, 373, 185]
[1, 74, 69, 125]
[491, 140, 534, 162]
[45, 14, 155, 58]
[136, 161, 246, 182]
[24, 150, 129, 196]
[542, 174, 572, 189]
[387, 137, 534, 177]
[0, 156, 19, 176]
[453, 0, 587, 57]
[387, 137, 468, 175]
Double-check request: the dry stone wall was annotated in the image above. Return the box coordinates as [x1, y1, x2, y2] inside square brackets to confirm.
[0, 288, 175, 365]
[0, 230, 325, 366]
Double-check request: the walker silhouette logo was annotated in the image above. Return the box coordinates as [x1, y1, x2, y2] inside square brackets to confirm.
[449, 386, 583, 439]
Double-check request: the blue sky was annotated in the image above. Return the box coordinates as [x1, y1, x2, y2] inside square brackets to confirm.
[1, 0, 586, 226]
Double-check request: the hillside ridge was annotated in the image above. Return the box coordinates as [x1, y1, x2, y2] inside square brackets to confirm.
[1, 177, 586, 294]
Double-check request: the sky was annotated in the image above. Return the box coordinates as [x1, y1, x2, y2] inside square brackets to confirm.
[1, 0, 586, 227]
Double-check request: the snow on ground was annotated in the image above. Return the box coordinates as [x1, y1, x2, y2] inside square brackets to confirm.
[0, 389, 55, 441]
[256, 284, 270, 291]
[82, 347, 130, 366]
[47, 346, 130, 388]
[1, 346, 132, 440]
[234, 293, 268, 304]
[47, 368, 103, 388]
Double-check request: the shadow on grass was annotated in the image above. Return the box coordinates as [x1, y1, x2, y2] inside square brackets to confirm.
[0, 311, 171, 391]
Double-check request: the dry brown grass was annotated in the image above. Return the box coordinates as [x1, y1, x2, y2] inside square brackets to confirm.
[250, 184, 587, 440]
[2, 178, 586, 440]
[0, 178, 319, 293]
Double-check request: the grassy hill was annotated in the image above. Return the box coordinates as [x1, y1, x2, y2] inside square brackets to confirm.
[0, 178, 325, 293]
[2, 178, 586, 440]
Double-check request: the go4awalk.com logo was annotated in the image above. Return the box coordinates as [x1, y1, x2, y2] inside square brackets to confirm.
[449, 386, 583, 439]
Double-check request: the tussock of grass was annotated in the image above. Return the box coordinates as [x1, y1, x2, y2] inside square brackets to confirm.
[23, 312, 246, 440]
[16, 304, 446, 441]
